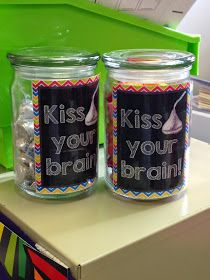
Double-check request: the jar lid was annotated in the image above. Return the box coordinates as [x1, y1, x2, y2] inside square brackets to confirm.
[8, 47, 100, 67]
[103, 49, 195, 70]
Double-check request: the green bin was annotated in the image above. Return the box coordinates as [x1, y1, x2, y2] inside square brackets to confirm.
[0, 0, 200, 169]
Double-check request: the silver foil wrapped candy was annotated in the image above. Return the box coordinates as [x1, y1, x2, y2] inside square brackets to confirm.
[26, 142, 35, 159]
[16, 138, 28, 153]
[15, 163, 34, 186]
[19, 99, 34, 119]
[15, 119, 34, 144]
[15, 99, 35, 187]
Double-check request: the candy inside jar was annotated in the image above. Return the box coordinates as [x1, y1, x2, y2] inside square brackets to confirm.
[8, 47, 100, 199]
[103, 49, 195, 200]
[14, 100, 35, 188]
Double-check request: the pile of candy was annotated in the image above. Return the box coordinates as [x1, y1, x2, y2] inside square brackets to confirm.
[14, 100, 35, 187]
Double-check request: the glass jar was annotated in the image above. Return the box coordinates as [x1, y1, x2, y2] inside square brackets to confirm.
[8, 47, 100, 199]
[103, 49, 195, 200]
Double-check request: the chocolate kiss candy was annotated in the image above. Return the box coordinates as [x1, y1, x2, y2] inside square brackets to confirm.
[162, 108, 183, 135]
[85, 100, 98, 126]
[19, 153, 31, 166]
[162, 91, 186, 135]
[28, 161, 35, 177]
[26, 142, 35, 159]
[85, 85, 98, 126]
[16, 164, 28, 184]
[16, 163, 34, 185]
[19, 99, 33, 119]
[15, 119, 34, 143]
[16, 138, 28, 153]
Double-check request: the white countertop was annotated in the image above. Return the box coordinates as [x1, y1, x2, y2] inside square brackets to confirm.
[0, 139, 210, 272]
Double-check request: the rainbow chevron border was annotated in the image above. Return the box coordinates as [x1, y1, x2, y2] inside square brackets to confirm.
[112, 82, 190, 200]
[112, 82, 190, 92]
[32, 75, 99, 195]
[36, 178, 96, 195]
[111, 184, 186, 200]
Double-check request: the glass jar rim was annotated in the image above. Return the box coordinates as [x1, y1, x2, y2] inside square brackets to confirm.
[102, 49, 195, 70]
[7, 47, 100, 67]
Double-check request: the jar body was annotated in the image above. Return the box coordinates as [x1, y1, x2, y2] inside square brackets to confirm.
[12, 66, 99, 199]
[104, 67, 192, 200]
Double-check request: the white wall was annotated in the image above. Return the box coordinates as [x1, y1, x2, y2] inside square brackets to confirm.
[178, 0, 210, 80]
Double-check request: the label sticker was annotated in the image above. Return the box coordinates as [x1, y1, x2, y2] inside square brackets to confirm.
[112, 83, 190, 193]
[33, 75, 99, 192]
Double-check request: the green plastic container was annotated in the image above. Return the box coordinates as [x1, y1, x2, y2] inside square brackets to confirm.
[0, 0, 200, 169]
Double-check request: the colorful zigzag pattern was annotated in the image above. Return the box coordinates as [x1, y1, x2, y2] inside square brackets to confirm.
[36, 178, 96, 194]
[33, 87, 41, 186]
[112, 82, 190, 92]
[110, 185, 186, 200]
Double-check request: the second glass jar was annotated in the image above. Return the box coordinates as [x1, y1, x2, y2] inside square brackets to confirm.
[103, 49, 195, 200]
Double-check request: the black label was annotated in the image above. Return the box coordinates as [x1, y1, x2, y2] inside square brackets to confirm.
[38, 80, 98, 187]
[116, 88, 188, 192]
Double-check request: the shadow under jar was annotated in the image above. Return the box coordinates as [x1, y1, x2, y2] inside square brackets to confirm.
[103, 49, 195, 200]
[8, 47, 100, 199]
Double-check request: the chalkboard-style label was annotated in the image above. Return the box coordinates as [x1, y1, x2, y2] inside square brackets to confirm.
[33, 76, 99, 189]
[112, 83, 190, 193]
